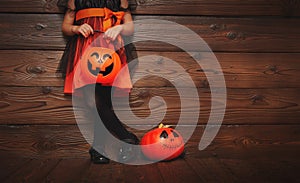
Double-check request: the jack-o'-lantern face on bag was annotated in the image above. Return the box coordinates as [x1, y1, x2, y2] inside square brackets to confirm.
[141, 124, 185, 161]
[81, 47, 121, 83]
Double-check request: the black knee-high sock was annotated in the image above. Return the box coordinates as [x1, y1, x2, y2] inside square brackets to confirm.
[94, 85, 132, 141]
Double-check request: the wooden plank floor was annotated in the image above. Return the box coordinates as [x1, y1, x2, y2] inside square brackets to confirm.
[0, 125, 299, 182]
[1, 148, 299, 183]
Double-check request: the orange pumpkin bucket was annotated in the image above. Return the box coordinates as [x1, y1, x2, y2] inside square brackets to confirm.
[80, 47, 122, 83]
[141, 124, 185, 161]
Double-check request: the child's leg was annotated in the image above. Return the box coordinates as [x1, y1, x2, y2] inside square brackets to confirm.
[81, 84, 110, 163]
[94, 85, 136, 141]
[94, 85, 139, 162]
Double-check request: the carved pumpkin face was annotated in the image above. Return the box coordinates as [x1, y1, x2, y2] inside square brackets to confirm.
[141, 126, 184, 161]
[81, 47, 121, 83]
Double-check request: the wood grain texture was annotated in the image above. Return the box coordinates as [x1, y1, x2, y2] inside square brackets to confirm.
[133, 16, 300, 52]
[2, 158, 60, 183]
[157, 159, 201, 183]
[0, 0, 61, 13]
[1, 50, 299, 89]
[45, 159, 91, 183]
[0, 125, 89, 159]
[0, 158, 32, 182]
[219, 158, 299, 183]
[1, 14, 300, 52]
[0, 50, 64, 87]
[0, 1, 299, 182]
[0, 87, 74, 125]
[184, 158, 236, 182]
[133, 0, 300, 16]
[1, 0, 300, 17]
[0, 86, 299, 125]
[0, 125, 298, 159]
[1, 156, 298, 182]
[0, 14, 64, 50]
[134, 51, 300, 88]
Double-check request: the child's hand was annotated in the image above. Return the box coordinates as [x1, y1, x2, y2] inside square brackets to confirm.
[72, 23, 94, 38]
[104, 25, 123, 41]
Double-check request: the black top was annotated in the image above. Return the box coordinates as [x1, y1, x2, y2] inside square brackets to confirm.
[75, 0, 121, 11]
[57, 0, 129, 12]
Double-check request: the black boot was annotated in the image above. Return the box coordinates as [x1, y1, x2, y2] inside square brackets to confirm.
[89, 147, 110, 164]
[118, 133, 139, 163]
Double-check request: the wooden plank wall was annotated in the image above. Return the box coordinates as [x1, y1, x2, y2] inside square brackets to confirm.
[0, 0, 300, 181]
